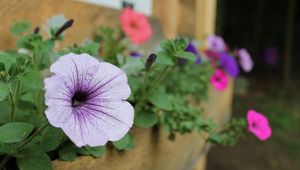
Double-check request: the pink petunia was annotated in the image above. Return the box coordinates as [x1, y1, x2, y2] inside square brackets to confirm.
[210, 69, 228, 91]
[247, 110, 272, 141]
[120, 8, 152, 45]
[237, 48, 253, 72]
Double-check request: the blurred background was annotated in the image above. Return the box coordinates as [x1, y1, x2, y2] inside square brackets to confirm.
[0, 0, 299, 169]
[208, 0, 300, 169]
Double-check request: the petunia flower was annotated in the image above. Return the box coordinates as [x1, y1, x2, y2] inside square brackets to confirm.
[220, 52, 239, 78]
[206, 35, 226, 52]
[44, 53, 134, 147]
[210, 69, 228, 91]
[129, 51, 143, 58]
[204, 49, 221, 67]
[247, 110, 272, 141]
[120, 8, 152, 45]
[237, 48, 253, 72]
[185, 42, 202, 64]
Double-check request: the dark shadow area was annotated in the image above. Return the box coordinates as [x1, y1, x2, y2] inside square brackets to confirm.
[208, 0, 300, 169]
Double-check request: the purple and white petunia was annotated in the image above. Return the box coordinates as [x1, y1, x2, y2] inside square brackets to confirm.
[237, 48, 253, 72]
[206, 35, 226, 52]
[44, 53, 134, 147]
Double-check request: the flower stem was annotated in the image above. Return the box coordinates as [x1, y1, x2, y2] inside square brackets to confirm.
[17, 122, 49, 151]
[134, 66, 171, 114]
[7, 83, 16, 122]
[0, 156, 10, 169]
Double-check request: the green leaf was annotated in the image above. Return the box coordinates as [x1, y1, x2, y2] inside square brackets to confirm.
[0, 122, 34, 143]
[112, 134, 134, 150]
[0, 143, 14, 155]
[174, 51, 197, 61]
[10, 21, 31, 36]
[0, 101, 10, 124]
[84, 42, 100, 56]
[134, 111, 158, 128]
[0, 52, 16, 71]
[38, 127, 64, 152]
[16, 145, 52, 170]
[148, 89, 173, 111]
[20, 92, 35, 103]
[0, 82, 9, 101]
[121, 57, 144, 74]
[58, 144, 77, 161]
[156, 52, 174, 65]
[84, 146, 105, 157]
[20, 70, 42, 91]
[128, 76, 141, 93]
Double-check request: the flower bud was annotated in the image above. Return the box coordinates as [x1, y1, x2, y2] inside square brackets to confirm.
[145, 53, 157, 70]
[34, 27, 40, 34]
[54, 19, 74, 38]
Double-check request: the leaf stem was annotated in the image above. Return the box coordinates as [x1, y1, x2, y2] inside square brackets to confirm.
[0, 156, 10, 169]
[17, 122, 49, 151]
[134, 66, 171, 114]
[7, 83, 16, 122]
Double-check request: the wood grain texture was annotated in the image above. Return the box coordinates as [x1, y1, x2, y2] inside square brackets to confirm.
[0, 0, 121, 50]
[153, 0, 217, 39]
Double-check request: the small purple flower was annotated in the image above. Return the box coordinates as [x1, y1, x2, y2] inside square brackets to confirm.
[184, 42, 201, 64]
[129, 51, 143, 58]
[220, 52, 239, 78]
[44, 53, 134, 147]
[206, 35, 226, 52]
[237, 48, 253, 72]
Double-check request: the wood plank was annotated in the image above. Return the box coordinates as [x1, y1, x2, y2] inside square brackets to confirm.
[195, 0, 217, 39]
[0, 0, 120, 50]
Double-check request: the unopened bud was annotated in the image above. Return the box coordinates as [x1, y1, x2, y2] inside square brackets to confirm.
[54, 19, 74, 38]
[34, 27, 40, 34]
[145, 53, 157, 70]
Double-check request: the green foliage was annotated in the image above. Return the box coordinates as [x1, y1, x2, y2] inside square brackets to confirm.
[58, 144, 77, 161]
[0, 122, 34, 143]
[148, 88, 173, 111]
[0, 52, 16, 72]
[0, 83, 9, 101]
[68, 41, 100, 56]
[94, 26, 125, 65]
[207, 118, 247, 146]
[83, 146, 106, 157]
[165, 61, 213, 100]
[112, 134, 134, 150]
[16, 145, 52, 170]
[10, 21, 31, 36]
[121, 57, 144, 75]
[134, 110, 158, 128]
[159, 96, 208, 138]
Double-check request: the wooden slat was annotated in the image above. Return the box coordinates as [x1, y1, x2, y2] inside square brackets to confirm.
[152, 0, 180, 38]
[195, 0, 217, 39]
[0, 0, 120, 50]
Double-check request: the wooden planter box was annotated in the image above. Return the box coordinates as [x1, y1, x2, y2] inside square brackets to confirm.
[52, 80, 233, 170]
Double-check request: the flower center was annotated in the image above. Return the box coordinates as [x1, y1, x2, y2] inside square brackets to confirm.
[130, 22, 138, 29]
[72, 91, 88, 107]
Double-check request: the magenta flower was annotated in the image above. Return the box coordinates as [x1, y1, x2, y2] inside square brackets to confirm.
[210, 69, 228, 91]
[237, 48, 253, 72]
[44, 53, 134, 147]
[206, 35, 226, 52]
[247, 110, 272, 141]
